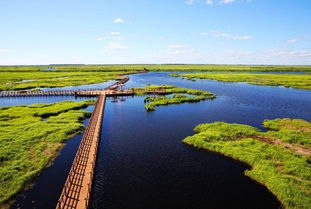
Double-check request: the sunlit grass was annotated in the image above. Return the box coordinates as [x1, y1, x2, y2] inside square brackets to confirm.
[0, 66, 142, 91]
[171, 72, 311, 90]
[183, 119, 311, 209]
[0, 100, 95, 206]
[132, 85, 216, 111]
[1, 65, 311, 90]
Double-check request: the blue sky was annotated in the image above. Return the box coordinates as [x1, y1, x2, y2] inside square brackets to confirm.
[0, 0, 310, 65]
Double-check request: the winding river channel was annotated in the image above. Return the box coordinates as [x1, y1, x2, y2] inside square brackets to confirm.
[3, 72, 311, 209]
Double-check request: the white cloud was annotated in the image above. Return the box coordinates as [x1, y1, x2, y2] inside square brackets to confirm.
[219, 0, 236, 4]
[114, 36, 124, 40]
[200, 32, 209, 36]
[113, 18, 124, 23]
[136, 45, 203, 64]
[168, 44, 191, 48]
[214, 33, 252, 40]
[0, 49, 11, 54]
[155, 47, 197, 57]
[207, 50, 253, 60]
[231, 35, 252, 40]
[111, 32, 121, 35]
[214, 33, 232, 38]
[265, 49, 311, 58]
[96, 36, 111, 41]
[187, 0, 246, 5]
[287, 39, 299, 43]
[105, 42, 129, 49]
[186, 0, 194, 4]
[96, 32, 124, 41]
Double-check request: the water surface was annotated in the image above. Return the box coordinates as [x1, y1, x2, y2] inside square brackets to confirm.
[92, 72, 311, 209]
[2, 72, 311, 209]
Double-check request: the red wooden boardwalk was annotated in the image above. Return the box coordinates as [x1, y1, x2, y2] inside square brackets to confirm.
[0, 75, 168, 209]
[56, 92, 106, 209]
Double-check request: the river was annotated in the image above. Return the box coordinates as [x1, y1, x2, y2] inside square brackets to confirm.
[5, 72, 311, 209]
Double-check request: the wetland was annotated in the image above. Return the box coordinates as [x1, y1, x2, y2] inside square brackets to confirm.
[0, 65, 310, 209]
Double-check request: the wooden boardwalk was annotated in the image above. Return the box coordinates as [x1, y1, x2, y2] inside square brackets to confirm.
[0, 76, 168, 209]
[0, 90, 77, 97]
[56, 92, 106, 209]
[106, 76, 129, 90]
[0, 89, 166, 97]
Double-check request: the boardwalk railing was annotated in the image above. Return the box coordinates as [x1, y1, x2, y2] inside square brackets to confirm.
[0, 76, 168, 209]
[56, 93, 106, 209]
[0, 90, 76, 97]
[0, 89, 110, 97]
[106, 76, 129, 90]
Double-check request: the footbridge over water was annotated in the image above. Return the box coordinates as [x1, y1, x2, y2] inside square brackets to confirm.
[56, 92, 106, 209]
[0, 76, 167, 209]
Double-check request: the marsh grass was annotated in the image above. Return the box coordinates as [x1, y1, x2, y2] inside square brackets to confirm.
[263, 118, 311, 148]
[2, 65, 310, 91]
[0, 100, 95, 206]
[170, 73, 311, 90]
[133, 85, 216, 111]
[0, 71, 120, 91]
[183, 119, 311, 209]
[0, 66, 141, 91]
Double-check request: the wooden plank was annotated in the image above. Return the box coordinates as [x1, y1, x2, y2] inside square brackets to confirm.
[56, 93, 105, 209]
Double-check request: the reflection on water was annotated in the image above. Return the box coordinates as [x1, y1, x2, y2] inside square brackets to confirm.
[9, 119, 91, 209]
[2, 72, 311, 209]
[0, 96, 96, 107]
[92, 72, 311, 209]
[40, 80, 115, 91]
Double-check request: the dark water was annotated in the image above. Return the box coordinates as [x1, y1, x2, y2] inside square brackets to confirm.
[91, 72, 311, 209]
[10, 132, 84, 209]
[9, 105, 94, 209]
[3, 72, 311, 209]
[40, 80, 115, 91]
[0, 96, 96, 107]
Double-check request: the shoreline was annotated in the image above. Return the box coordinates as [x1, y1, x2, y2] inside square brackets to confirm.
[0, 101, 94, 208]
[182, 120, 311, 209]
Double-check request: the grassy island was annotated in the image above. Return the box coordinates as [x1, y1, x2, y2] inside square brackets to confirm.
[183, 118, 311, 209]
[0, 100, 95, 207]
[0, 65, 143, 91]
[132, 85, 216, 111]
[2, 65, 311, 91]
[170, 73, 311, 90]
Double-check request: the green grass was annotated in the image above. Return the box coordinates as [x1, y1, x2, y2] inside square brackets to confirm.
[263, 118, 311, 149]
[0, 100, 95, 206]
[1, 65, 311, 90]
[183, 119, 311, 209]
[0, 66, 142, 91]
[132, 85, 216, 111]
[170, 72, 311, 90]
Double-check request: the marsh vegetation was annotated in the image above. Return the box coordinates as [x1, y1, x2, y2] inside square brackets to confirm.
[1, 65, 311, 209]
[183, 118, 311, 209]
[0, 65, 142, 91]
[0, 100, 94, 206]
[1, 65, 311, 91]
[170, 73, 311, 90]
[132, 85, 216, 111]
